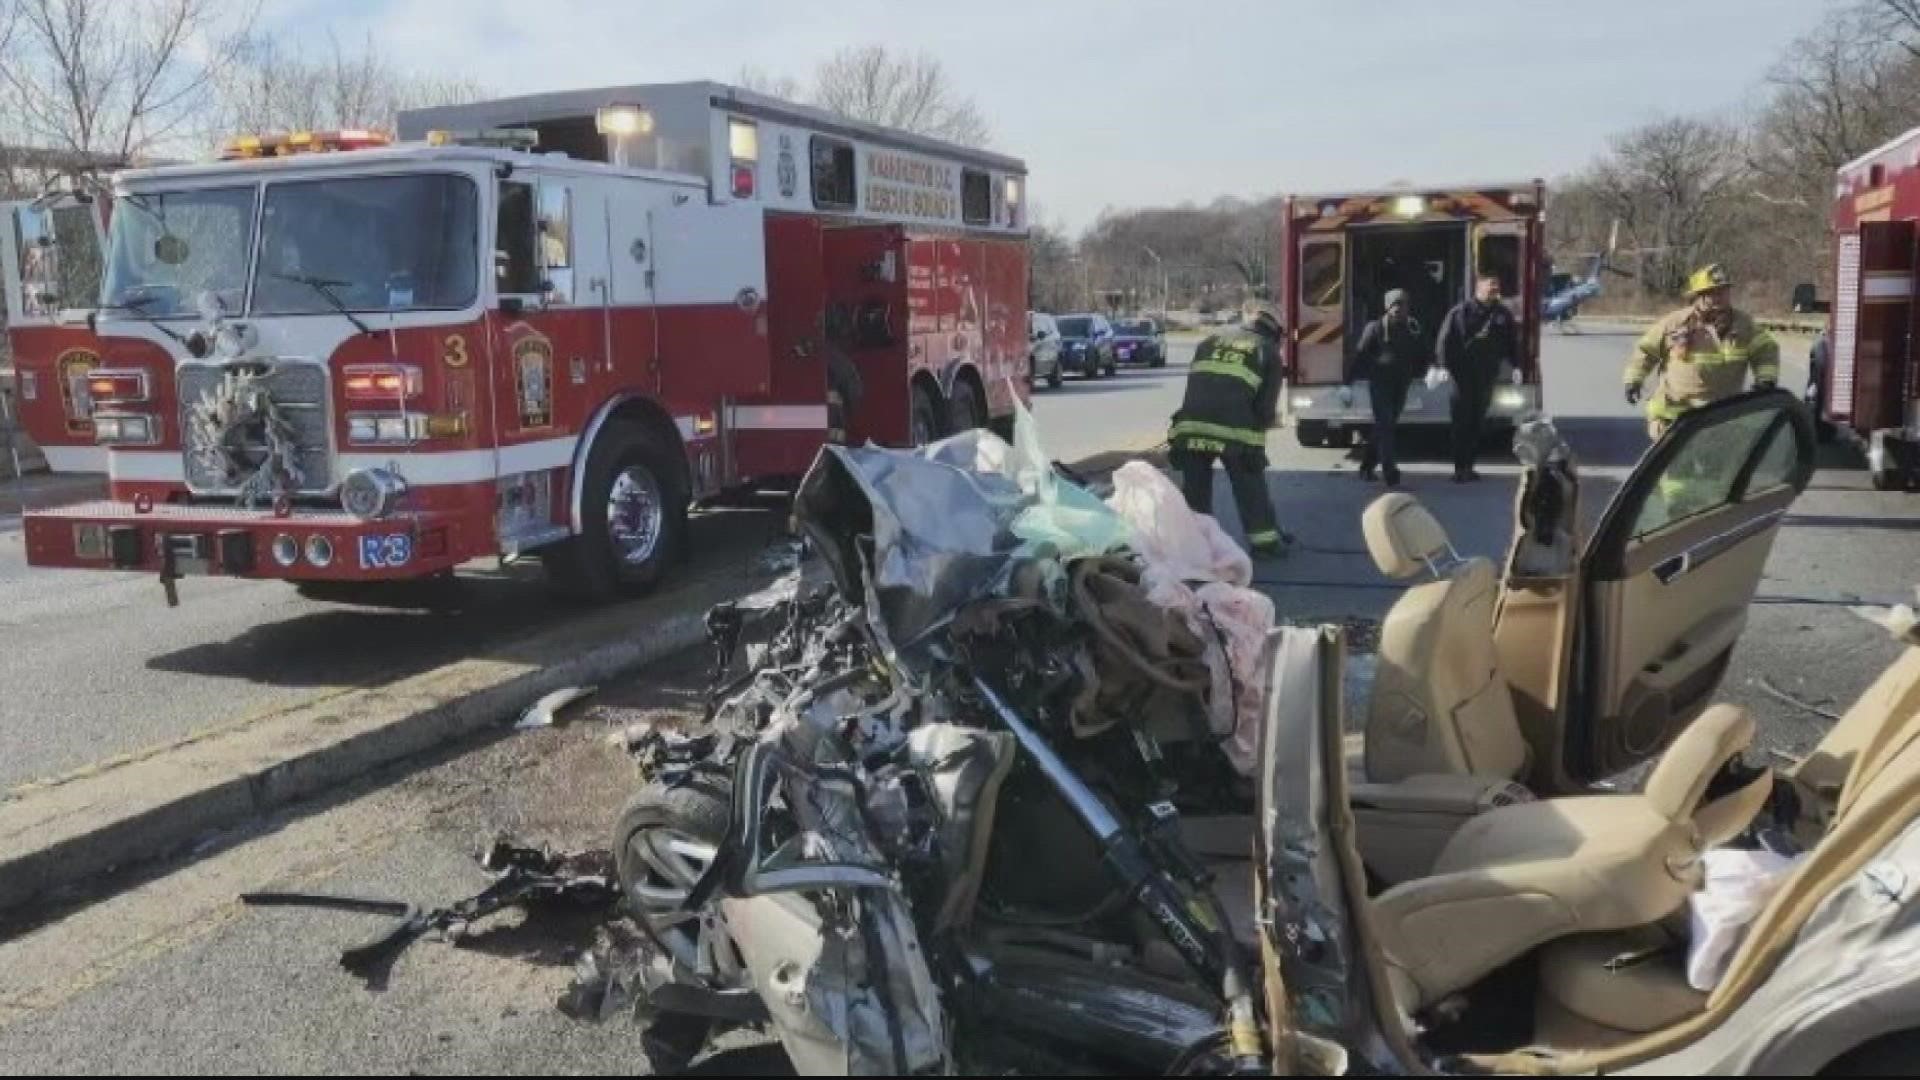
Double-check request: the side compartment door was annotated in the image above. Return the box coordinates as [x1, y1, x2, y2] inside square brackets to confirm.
[1847, 220, 1915, 432]
[1566, 390, 1817, 783]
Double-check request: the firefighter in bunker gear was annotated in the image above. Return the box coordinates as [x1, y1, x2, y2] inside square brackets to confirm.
[1169, 304, 1290, 556]
[1625, 264, 1779, 439]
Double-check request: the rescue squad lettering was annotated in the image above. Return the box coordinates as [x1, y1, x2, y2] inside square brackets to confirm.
[864, 150, 958, 223]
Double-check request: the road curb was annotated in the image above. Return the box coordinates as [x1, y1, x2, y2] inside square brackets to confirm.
[0, 443, 1164, 918]
[0, 569, 786, 917]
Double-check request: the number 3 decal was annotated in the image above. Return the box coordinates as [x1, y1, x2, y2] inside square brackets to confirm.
[443, 334, 470, 368]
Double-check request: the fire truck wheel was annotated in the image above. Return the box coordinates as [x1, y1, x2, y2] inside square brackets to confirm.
[547, 420, 687, 599]
[1296, 421, 1330, 448]
[911, 384, 942, 447]
[947, 376, 986, 433]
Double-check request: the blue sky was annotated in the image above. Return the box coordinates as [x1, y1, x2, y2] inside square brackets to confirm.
[269, 0, 1845, 232]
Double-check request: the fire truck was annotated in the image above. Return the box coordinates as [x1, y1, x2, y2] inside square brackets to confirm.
[1278, 182, 1545, 447]
[2, 191, 113, 474]
[17, 82, 1031, 602]
[1827, 125, 1920, 491]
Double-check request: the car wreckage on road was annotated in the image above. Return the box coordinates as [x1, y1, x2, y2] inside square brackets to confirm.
[587, 388, 1920, 1075]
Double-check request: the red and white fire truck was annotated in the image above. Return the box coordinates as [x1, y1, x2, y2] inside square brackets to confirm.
[1827, 125, 1920, 491]
[1278, 182, 1545, 447]
[16, 82, 1031, 601]
[2, 192, 114, 474]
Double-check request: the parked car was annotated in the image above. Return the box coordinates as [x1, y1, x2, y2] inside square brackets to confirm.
[1111, 317, 1166, 368]
[1027, 312, 1063, 389]
[1055, 313, 1117, 378]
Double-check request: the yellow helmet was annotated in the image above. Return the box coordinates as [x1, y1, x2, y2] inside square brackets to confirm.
[1685, 263, 1733, 297]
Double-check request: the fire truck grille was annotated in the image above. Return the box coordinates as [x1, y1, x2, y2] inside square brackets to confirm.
[178, 361, 333, 495]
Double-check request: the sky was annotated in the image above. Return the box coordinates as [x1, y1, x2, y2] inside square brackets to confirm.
[269, 0, 1847, 233]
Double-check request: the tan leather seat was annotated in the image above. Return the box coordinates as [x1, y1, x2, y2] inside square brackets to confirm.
[1373, 704, 1775, 1009]
[1534, 925, 1706, 1049]
[1361, 494, 1529, 784]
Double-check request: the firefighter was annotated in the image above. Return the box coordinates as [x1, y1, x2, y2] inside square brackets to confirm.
[1169, 303, 1290, 556]
[1436, 272, 1521, 483]
[1625, 264, 1780, 439]
[1347, 287, 1429, 485]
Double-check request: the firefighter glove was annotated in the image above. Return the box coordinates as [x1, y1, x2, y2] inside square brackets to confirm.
[1625, 384, 1642, 406]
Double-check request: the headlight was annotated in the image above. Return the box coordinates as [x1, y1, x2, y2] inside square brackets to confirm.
[341, 468, 408, 521]
[93, 413, 156, 445]
[1292, 394, 1315, 410]
[304, 535, 334, 568]
[347, 413, 424, 445]
[1495, 388, 1529, 410]
[271, 534, 300, 568]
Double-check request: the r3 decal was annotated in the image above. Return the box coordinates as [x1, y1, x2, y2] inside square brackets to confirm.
[358, 533, 414, 570]
[443, 334, 470, 368]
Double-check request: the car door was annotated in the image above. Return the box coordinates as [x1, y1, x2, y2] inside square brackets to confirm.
[1564, 389, 1817, 783]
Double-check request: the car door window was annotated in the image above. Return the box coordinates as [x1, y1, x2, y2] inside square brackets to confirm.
[1631, 410, 1779, 538]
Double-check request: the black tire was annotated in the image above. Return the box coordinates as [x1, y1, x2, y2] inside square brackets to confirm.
[948, 376, 986, 433]
[1297, 420, 1330, 448]
[910, 383, 942, 446]
[544, 419, 688, 600]
[1872, 468, 1898, 492]
[613, 779, 738, 979]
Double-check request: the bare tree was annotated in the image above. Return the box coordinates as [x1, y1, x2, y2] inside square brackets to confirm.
[735, 64, 803, 103]
[810, 46, 990, 147]
[0, 0, 256, 160]
[217, 32, 487, 136]
[1583, 117, 1750, 297]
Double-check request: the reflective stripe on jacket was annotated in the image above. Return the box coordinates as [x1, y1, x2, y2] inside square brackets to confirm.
[1170, 328, 1278, 449]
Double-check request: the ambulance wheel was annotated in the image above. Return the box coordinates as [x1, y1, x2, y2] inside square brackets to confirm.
[545, 420, 687, 600]
[910, 384, 942, 446]
[1297, 421, 1329, 448]
[948, 377, 986, 433]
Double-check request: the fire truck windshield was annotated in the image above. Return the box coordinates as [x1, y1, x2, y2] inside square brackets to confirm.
[103, 187, 256, 318]
[251, 174, 479, 315]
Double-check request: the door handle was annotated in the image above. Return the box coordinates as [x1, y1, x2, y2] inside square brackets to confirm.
[1654, 552, 1691, 584]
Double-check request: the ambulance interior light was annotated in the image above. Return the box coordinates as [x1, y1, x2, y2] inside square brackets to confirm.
[596, 105, 654, 137]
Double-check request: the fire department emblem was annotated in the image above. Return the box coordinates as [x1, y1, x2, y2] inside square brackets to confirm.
[777, 134, 798, 198]
[514, 335, 554, 430]
[55, 348, 101, 434]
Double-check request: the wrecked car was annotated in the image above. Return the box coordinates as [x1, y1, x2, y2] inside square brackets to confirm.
[604, 389, 1920, 1074]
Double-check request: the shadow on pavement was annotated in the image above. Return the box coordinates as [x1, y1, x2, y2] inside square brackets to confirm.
[1784, 513, 1920, 533]
[144, 506, 787, 688]
[1325, 418, 1651, 471]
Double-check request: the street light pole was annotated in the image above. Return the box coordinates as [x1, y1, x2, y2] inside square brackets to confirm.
[1142, 246, 1167, 315]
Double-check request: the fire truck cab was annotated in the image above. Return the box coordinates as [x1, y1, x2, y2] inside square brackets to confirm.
[1828, 126, 1920, 491]
[2, 192, 112, 474]
[20, 83, 1031, 603]
[1279, 182, 1545, 448]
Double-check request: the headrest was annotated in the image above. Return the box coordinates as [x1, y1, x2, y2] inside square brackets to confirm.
[1645, 703, 1756, 822]
[1363, 494, 1452, 580]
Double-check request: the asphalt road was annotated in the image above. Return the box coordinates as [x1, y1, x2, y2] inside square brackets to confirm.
[2, 321, 1918, 1072]
[0, 360, 1181, 795]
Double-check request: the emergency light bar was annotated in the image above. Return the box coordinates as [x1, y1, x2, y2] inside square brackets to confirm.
[425, 128, 540, 150]
[221, 130, 391, 160]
